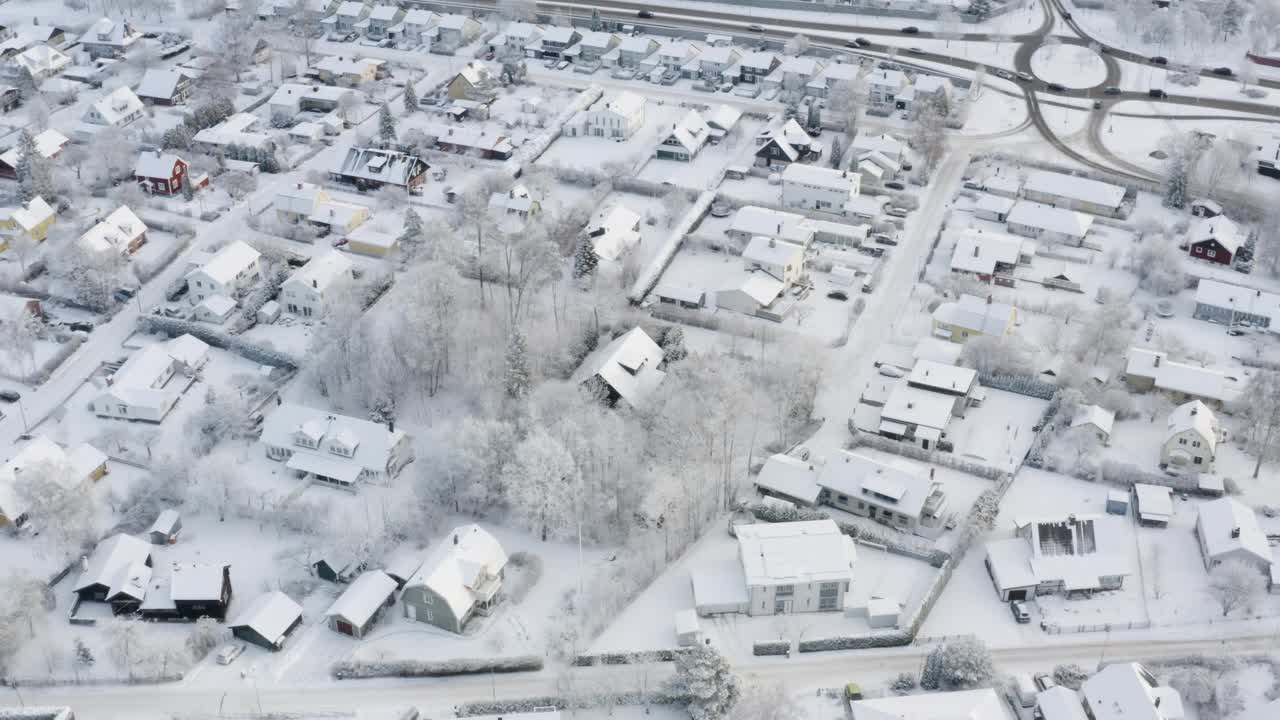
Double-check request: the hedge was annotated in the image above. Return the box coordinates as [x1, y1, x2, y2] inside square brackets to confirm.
[745, 502, 949, 566]
[331, 655, 543, 679]
[137, 314, 301, 370]
[572, 649, 680, 666]
[753, 641, 791, 656]
[848, 430, 1009, 481]
[457, 691, 684, 716]
[799, 633, 912, 652]
[978, 373, 1057, 401]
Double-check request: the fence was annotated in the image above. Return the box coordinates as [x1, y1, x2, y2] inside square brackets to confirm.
[1042, 620, 1153, 635]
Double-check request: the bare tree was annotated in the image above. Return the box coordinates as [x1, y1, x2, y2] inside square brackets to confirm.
[1208, 559, 1265, 616]
[497, 0, 538, 21]
[783, 33, 809, 56]
[1073, 299, 1132, 364]
[108, 618, 144, 679]
[1231, 370, 1280, 478]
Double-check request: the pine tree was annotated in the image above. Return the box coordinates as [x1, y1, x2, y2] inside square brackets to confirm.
[807, 101, 821, 131]
[1220, 0, 1243, 37]
[829, 135, 844, 169]
[572, 236, 598, 279]
[668, 644, 740, 720]
[75, 638, 94, 667]
[182, 177, 195, 202]
[1163, 153, 1189, 209]
[400, 207, 425, 256]
[590, 7, 602, 31]
[368, 396, 396, 425]
[15, 129, 53, 203]
[968, 0, 991, 20]
[504, 330, 531, 399]
[403, 81, 418, 114]
[378, 102, 397, 146]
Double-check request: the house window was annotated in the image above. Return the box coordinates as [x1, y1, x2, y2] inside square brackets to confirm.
[1208, 250, 1217, 259]
[897, 515, 908, 525]
[1192, 441, 1200, 448]
[856, 501, 865, 509]
[775, 584, 794, 597]
[1194, 457, 1203, 465]
[1179, 438, 1187, 445]
[774, 599, 788, 613]
[117, 405, 128, 414]
[837, 495, 848, 504]
[819, 582, 838, 610]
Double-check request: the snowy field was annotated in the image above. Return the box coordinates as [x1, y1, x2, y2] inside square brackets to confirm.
[1029, 44, 1107, 89]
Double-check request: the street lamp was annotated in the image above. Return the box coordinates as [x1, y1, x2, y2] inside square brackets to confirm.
[16, 397, 28, 433]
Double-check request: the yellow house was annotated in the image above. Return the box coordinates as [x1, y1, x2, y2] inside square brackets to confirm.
[0, 196, 56, 252]
[310, 199, 370, 235]
[346, 224, 399, 258]
[0, 436, 108, 527]
[931, 293, 1017, 343]
[448, 62, 494, 101]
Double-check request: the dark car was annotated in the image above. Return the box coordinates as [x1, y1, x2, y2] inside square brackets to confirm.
[67, 321, 94, 333]
[1211, 66, 1234, 76]
[907, 47, 925, 54]
[1062, 11, 1072, 19]
[0, 390, 21, 403]
[1151, 55, 1168, 65]
[1093, 100, 1103, 109]
[827, 290, 849, 301]
[853, 37, 871, 47]
[1103, 85, 1122, 95]
[1148, 88, 1167, 98]
[637, 9, 654, 18]
[901, 26, 919, 34]
[884, 181, 906, 190]
[1046, 82, 1065, 92]
[747, 23, 764, 32]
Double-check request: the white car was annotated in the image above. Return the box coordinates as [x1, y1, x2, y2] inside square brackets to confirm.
[216, 643, 246, 665]
[877, 364, 905, 378]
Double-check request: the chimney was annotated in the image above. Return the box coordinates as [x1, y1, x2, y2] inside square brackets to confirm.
[974, 244, 980, 257]
[388, 420, 395, 433]
[297, 182, 303, 190]
[1231, 527, 1241, 539]
[312, 278, 317, 288]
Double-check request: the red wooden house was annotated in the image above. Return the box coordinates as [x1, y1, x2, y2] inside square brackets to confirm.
[134, 150, 198, 196]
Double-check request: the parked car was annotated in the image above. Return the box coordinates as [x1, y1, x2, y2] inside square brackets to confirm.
[1148, 88, 1167, 98]
[877, 364, 904, 378]
[907, 47, 925, 54]
[844, 683, 864, 701]
[216, 643, 246, 665]
[1046, 82, 1066, 92]
[1034, 673, 1057, 692]
[67, 321, 95, 333]
[637, 9, 654, 18]
[1103, 85, 1122, 95]
[1062, 11, 1072, 19]
[872, 232, 899, 245]
[747, 24, 764, 32]
[1010, 600, 1031, 623]
[0, 390, 21, 403]
[827, 290, 849, 301]
[1151, 55, 1168, 65]
[556, 59, 571, 70]
[900, 26, 920, 34]
[900, 160, 913, 171]
[1016, 72, 1033, 82]
[884, 181, 906, 190]
[885, 206, 910, 218]
[1211, 66, 1234, 76]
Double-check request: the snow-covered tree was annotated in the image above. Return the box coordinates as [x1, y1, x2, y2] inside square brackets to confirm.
[806, 101, 821, 132]
[403, 81, 418, 114]
[378, 102, 397, 145]
[16, 129, 55, 203]
[1218, 0, 1244, 37]
[16, 458, 99, 558]
[1161, 133, 1201, 209]
[734, 682, 797, 720]
[1132, 235, 1187, 296]
[668, 643, 740, 720]
[920, 636, 995, 690]
[185, 618, 226, 660]
[108, 618, 144, 679]
[75, 637, 95, 668]
[590, 7, 602, 30]
[829, 135, 844, 169]
[1231, 371, 1280, 478]
[828, 78, 865, 134]
[892, 673, 917, 693]
[1073, 300, 1131, 364]
[1168, 666, 1218, 711]
[960, 335, 1032, 376]
[572, 235, 598, 279]
[1208, 559, 1265, 616]
[969, 0, 991, 20]
[1053, 663, 1089, 690]
[211, 13, 259, 82]
[910, 92, 949, 175]
[501, 428, 578, 540]
[784, 33, 810, 56]
[504, 330, 531, 399]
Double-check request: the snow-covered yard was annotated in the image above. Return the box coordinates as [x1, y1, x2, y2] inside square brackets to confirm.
[1030, 45, 1107, 89]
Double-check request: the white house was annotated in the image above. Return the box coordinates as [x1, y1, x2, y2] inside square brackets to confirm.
[1196, 497, 1272, 574]
[654, 109, 711, 162]
[733, 519, 855, 616]
[13, 44, 70, 78]
[186, 240, 262, 303]
[867, 68, 909, 108]
[572, 327, 665, 408]
[1124, 348, 1243, 408]
[742, 236, 805, 286]
[716, 275, 785, 317]
[280, 250, 354, 318]
[194, 295, 236, 324]
[1134, 484, 1174, 527]
[780, 164, 861, 215]
[1082, 663, 1185, 720]
[400, 524, 507, 633]
[585, 205, 641, 263]
[984, 514, 1131, 601]
[932, 294, 1017, 343]
[78, 17, 141, 59]
[0, 435, 107, 526]
[1006, 200, 1094, 246]
[1070, 404, 1115, 446]
[1162, 400, 1223, 471]
[569, 91, 646, 140]
[656, 41, 700, 72]
[90, 335, 210, 422]
[949, 229, 1029, 282]
[726, 206, 814, 247]
[815, 451, 948, 539]
[260, 403, 414, 489]
[82, 87, 145, 128]
[79, 205, 147, 255]
[1022, 170, 1126, 217]
[268, 83, 355, 118]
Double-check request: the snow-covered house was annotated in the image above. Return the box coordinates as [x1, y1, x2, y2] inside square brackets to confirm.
[0, 196, 56, 250]
[1070, 404, 1115, 446]
[984, 514, 1131, 601]
[149, 509, 181, 544]
[325, 570, 397, 638]
[79, 205, 147, 255]
[771, 56, 824, 91]
[617, 36, 659, 67]
[0, 128, 67, 180]
[433, 13, 482, 52]
[134, 150, 189, 196]
[704, 104, 742, 143]
[314, 55, 382, 86]
[532, 26, 580, 59]
[488, 185, 541, 220]
[329, 146, 428, 191]
[187, 240, 262, 303]
[135, 69, 194, 106]
[447, 61, 495, 101]
[693, 46, 740, 82]
[655, 109, 711, 161]
[568, 90, 646, 140]
[781, 164, 861, 215]
[753, 453, 823, 506]
[1082, 663, 1185, 720]
[1005, 201, 1094, 246]
[91, 335, 210, 423]
[733, 519, 855, 616]
[401, 9, 440, 46]
[931, 294, 1017, 343]
[1192, 279, 1280, 329]
[194, 295, 236, 324]
[490, 21, 539, 56]
[1187, 215, 1242, 266]
[1196, 497, 1272, 574]
[78, 18, 140, 59]
[138, 562, 234, 621]
[573, 327, 666, 408]
[0, 435, 107, 526]
[192, 113, 274, 154]
[850, 131, 906, 162]
[364, 4, 405, 37]
[974, 194, 1015, 223]
[716, 275, 786, 317]
[894, 75, 952, 114]
[345, 225, 398, 257]
[816, 451, 948, 539]
[755, 119, 820, 168]
[82, 87, 145, 128]
[726, 206, 814, 247]
[260, 403, 414, 488]
[851, 689, 1013, 720]
[280, 250, 354, 318]
[1123, 348, 1243, 408]
[308, 194, 372, 234]
[1134, 484, 1173, 527]
[738, 50, 780, 84]
[868, 68, 909, 109]
[268, 83, 355, 118]
[576, 31, 619, 62]
[656, 42, 700, 73]
[401, 524, 507, 634]
[1161, 400, 1223, 472]
[329, 1, 372, 34]
[1022, 170, 1126, 218]
[229, 591, 304, 651]
[949, 229, 1029, 284]
[806, 62, 862, 99]
[585, 205, 641, 263]
[73, 533, 152, 603]
[742, 236, 805, 286]
[12, 44, 69, 78]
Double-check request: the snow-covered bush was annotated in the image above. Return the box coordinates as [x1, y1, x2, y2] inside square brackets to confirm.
[920, 636, 995, 690]
[331, 655, 543, 679]
[666, 644, 740, 720]
[1052, 663, 1089, 690]
[753, 642, 790, 656]
[892, 672, 918, 693]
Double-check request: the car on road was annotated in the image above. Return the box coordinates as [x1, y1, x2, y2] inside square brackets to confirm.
[1016, 71, 1033, 82]
[1148, 88, 1167, 98]
[1010, 600, 1031, 623]
[884, 180, 906, 190]
[1228, 324, 1250, 336]
[216, 644, 246, 665]
[67, 321, 95, 333]
[885, 207, 910, 218]
[907, 47, 924, 54]
[747, 24, 764, 32]
[1062, 11, 1072, 19]
[1046, 82, 1066, 92]
[1211, 66, 1234, 76]
[993, 68, 1013, 80]
[0, 390, 21, 403]
[1150, 55, 1168, 65]
[900, 25, 919, 33]
[844, 683, 864, 701]
[854, 37, 871, 47]
[1103, 85, 1122, 94]
[827, 290, 849, 301]
[1093, 100, 1102, 109]
[637, 9, 654, 18]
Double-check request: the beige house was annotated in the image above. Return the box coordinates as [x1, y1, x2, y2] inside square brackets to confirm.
[931, 293, 1017, 343]
[1162, 400, 1224, 472]
[742, 236, 805, 286]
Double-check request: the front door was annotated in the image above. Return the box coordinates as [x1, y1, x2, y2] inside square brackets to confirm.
[774, 599, 792, 614]
[406, 604, 416, 621]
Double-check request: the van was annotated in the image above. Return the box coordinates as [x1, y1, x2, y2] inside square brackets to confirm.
[1014, 673, 1037, 708]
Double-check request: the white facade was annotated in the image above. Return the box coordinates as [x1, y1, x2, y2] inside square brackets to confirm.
[574, 91, 646, 140]
[781, 164, 861, 215]
[186, 240, 262, 302]
[736, 520, 855, 616]
[742, 236, 805, 286]
[281, 250, 354, 318]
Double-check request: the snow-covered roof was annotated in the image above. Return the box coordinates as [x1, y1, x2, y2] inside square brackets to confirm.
[1133, 484, 1173, 524]
[603, 90, 645, 117]
[99, 334, 208, 413]
[169, 562, 227, 601]
[778, 56, 823, 78]
[782, 163, 859, 193]
[851, 131, 905, 160]
[736, 519, 855, 587]
[1190, 215, 1242, 255]
[283, 250, 353, 294]
[86, 86, 144, 126]
[13, 44, 69, 75]
[0, 128, 67, 170]
[578, 30, 617, 50]
[192, 112, 272, 149]
[1194, 279, 1280, 323]
[80, 205, 146, 253]
[230, 591, 303, 645]
[310, 199, 368, 228]
[74, 533, 151, 592]
[334, 1, 367, 17]
[325, 570, 396, 626]
[754, 453, 821, 505]
[743, 236, 803, 271]
[704, 104, 741, 133]
[574, 327, 666, 408]
[269, 82, 354, 108]
[975, 194, 1016, 216]
[728, 274, 785, 307]
[190, 240, 260, 287]
[315, 54, 381, 77]
[657, 41, 699, 60]
[1197, 497, 1272, 566]
[332, 146, 424, 187]
[908, 359, 976, 395]
[1036, 687, 1089, 720]
[437, 13, 477, 30]
[0, 196, 55, 232]
[729, 206, 813, 245]
[134, 150, 182, 179]
[405, 525, 507, 621]
[368, 4, 401, 21]
[197, 294, 236, 318]
[817, 451, 935, 520]
[869, 68, 908, 88]
[912, 337, 962, 367]
[933, 294, 1016, 336]
[261, 403, 407, 476]
[618, 35, 656, 55]
[1165, 400, 1219, 450]
[0, 435, 105, 522]
[1006, 200, 1094, 238]
[79, 17, 139, 48]
[1124, 348, 1243, 405]
[454, 61, 491, 87]
[1024, 170, 1125, 211]
[950, 229, 1023, 275]
[1082, 663, 1185, 720]
[1071, 404, 1115, 436]
[987, 515, 1131, 594]
[135, 69, 189, 101]
[150, 508, 180, 536]
[739, 50, 778, 71]
[663, 109, 711, 154]
[850, 688, 1012, 720]
[588, 205, 641, 263]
